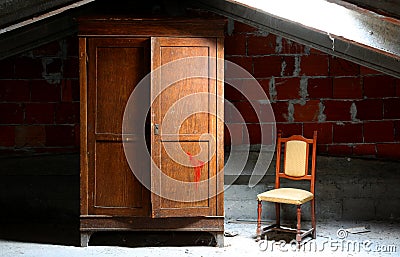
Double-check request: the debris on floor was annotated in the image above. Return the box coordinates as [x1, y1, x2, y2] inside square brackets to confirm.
[226, 219, 270, 224]
[224, 231, 238, 237]
[346, 225, 371, 234]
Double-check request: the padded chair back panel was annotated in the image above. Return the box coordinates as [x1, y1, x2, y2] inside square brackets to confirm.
[284, 140, 307, 177]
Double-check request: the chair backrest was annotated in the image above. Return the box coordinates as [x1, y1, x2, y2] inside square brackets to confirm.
[275, 131, 317, 194]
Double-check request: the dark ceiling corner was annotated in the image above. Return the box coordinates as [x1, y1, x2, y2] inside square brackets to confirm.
[0, 0, 79, 28]
[342, 0, 400, 19]
[0, 0, 399, 79]
[189, 0, 400, 78]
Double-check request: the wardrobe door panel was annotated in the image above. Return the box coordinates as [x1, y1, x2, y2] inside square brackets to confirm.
[151, 37, 220, 218]
[87, 38, 150, 216]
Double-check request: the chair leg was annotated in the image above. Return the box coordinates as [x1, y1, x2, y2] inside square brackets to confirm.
[256, 200, 262, 241]
[311, 198, 316, 239]
[275, 203, 280, 228]
[296, 205, 302, 247]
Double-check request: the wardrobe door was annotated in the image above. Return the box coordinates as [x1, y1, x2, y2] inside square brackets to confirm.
[86, 37, 150, 216]
[150, 37, 222, 217]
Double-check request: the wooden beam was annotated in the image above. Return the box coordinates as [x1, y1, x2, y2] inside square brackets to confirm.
[0, 0, 86, 28]
[0, 13, 77, 60]
[0, 0, 96, 34]
[343, 0, 400, 19]
[190, 0, 400, 78]
[0, 0, 96, 60]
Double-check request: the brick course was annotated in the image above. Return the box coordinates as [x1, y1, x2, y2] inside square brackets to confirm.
[276, 123, 302, 137]
[293, 100, 320, 122]
[333, 123, 363, 143]
[353, 144, 376, 156]
[383, 98, 400, 119]
[300, 55, 329, 76]
[355, 99, 383, 120]
[329, 56, 360, 76]
[364, 76, 396, 98]
[303, 122, 333, 144]
[247, 34, 276, 55]
[332, 77, 362, 99]
[222, 20, 400, 160]
[308, 78, 333, 99]
[25, 103, 55, 124]
[363, 121, 395, 143]
[1, 22, 400, 160]
[324, 100, 353, 121]
[0, 36, 79, 153]
[0, 80, 30, 101]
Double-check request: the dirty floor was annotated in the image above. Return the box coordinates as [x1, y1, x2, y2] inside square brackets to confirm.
[0, 220, 399, 257]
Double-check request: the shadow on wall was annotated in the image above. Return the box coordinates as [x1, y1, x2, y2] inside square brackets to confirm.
[0, 153, 399, 245]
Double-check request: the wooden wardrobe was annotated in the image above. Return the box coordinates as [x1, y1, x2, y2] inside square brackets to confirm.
[78, 17, 225, 247]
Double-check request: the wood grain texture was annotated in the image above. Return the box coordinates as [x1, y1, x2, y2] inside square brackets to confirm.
[94, 142, 147, 209]
[151, 37, 219, 218]
[216, 37, 224, 216]
[78, 18, 226, 37]
[80, 216, 224, 232]
[86, 37, 150, 216]
[80, 18, 225, 238]
[79, 37, 88, 216]
[276, 133, 317, 185]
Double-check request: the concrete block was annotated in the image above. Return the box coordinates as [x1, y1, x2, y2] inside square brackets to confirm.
[375, 199, 400, 220]
[316, 199, 342, 220]
[224, 185, 270, 201]
[225, 199, 264, 220]
[342, 198, 376, 220]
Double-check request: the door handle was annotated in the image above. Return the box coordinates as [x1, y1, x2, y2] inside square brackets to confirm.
[154, 124, 159, 135]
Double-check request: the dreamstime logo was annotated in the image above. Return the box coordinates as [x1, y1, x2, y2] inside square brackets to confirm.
[122, 57, 276, 202]
[258, 229, 397, 253]
[336, 228, 348, 239]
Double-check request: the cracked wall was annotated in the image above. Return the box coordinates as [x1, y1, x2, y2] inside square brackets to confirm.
[0, 19, 400, 159]
[0, 36, 79, 154]
[224, 20, 400, 160]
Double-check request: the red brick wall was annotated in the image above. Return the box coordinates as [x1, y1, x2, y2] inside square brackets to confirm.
[224, 21, 400, 160]
[1, 21, 399, 159]
[0, 36, 79, 154]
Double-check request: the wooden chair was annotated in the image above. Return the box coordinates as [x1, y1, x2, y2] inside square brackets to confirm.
[256, 131, 317, 246]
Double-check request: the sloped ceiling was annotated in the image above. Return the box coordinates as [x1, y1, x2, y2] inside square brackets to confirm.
[0, 0, 79, 28]
[343, 0, 400, 20]
[0, 0, 96, 60]
[190, 0, 400, 78]
[0, 0, 399, 77]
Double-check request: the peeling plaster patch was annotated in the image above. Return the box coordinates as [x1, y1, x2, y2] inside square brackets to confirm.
[227, 18, 234, 36]
[257, 99, 270, 104]
[288, 101, 295, 122]
[318, 102, 326, 122]
[42, 73, 61, 84]
[299, 76, 308, 101]
[304, 46, 311, 55]
[350, 102, 360, 122]
[293, 56, 301, 76]
[282, 113, 288, 121]
[256, 30, 269, 37]
[328, 33, 335, 51]
[20, 50, 34, 58]
[291, 98, 306, 107]
[59, 39, 67, 60]
[297, 98, 306, 106]
[269, 77, 277, 102]
[42, 58, 61, 84]
[280, 60, 287, 77]
[275, 36, 282, 53]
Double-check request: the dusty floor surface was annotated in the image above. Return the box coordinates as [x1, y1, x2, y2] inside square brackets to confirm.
[0, 220, 399, 257]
